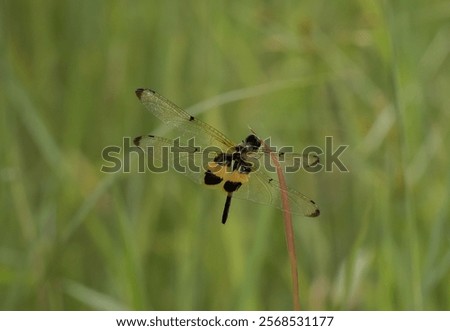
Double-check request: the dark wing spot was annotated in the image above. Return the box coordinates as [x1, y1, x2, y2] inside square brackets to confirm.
[309, 209, 320, 217]
[204, 170, 223, 185]
[189, 115, 195, 121]
[133, 136, 142, 146]
[308, 200, 320, 217]
[135, 88, 144, 99]
[268, 178, 273, 183]
[135, 88, 156, 99]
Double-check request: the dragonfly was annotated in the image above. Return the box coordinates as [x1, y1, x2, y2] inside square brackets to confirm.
[133, 88, 320, 224]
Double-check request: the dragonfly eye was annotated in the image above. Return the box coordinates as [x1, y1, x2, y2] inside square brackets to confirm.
[244, 134, 261, 149]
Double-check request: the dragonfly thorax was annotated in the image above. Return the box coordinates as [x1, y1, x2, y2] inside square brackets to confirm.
[204, 135, 262, 194]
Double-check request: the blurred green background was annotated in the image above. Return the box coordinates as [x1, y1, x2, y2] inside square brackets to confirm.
[1, 0, 448, 310]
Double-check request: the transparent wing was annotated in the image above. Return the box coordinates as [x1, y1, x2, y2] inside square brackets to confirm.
[134, 134, 207, 185]
[277, 152, 320, 169]
[233, 169, 320, 217]
[136, 88, 235, 150]
[134, 134, 319, 217]
[254, 150, 320, 173]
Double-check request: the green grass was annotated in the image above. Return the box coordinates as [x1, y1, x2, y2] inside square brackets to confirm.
[1, 0, 449, 310]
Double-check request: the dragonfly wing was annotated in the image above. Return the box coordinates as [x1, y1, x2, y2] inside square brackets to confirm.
[134, 90, 320, 218]
[278, 152, 320, 169]
[134, 134, 207, 185]
[136, 88, 235, 150]
[257, 150, 320, 171]
[233, 169, 320, 217]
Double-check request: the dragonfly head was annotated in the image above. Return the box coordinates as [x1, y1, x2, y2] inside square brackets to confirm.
[243, 134, 261, 152]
